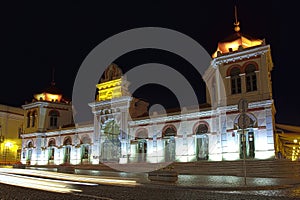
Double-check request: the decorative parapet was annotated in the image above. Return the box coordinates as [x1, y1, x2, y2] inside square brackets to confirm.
[211, 45, 270, 68]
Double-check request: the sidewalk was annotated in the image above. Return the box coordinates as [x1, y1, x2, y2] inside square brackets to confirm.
[74, 168, 300, 191]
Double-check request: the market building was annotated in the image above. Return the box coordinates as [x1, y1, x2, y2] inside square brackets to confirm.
[19, 18, 277, 166]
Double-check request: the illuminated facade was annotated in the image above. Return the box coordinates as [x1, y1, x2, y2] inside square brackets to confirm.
[0, 105, 24, 164]
[20, 22, 276, 166]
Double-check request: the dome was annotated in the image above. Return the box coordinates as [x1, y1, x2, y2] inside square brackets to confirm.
[212, 6, 264, 58]
[33, 82, 64, 103]
[212, 32, 263, 58]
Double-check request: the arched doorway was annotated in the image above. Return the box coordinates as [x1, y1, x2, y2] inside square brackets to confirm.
[194, 123, 209, 160]
[162, 125, 176, 162]
[26, 141, 33, 165]
[81, 135, 91, 164]
[48, 139, 56, 164]
[135, 128, 148, 162]
[234, 113, 257, 159]
[101, 119, 121, 162]
[63, 137, 72, 164]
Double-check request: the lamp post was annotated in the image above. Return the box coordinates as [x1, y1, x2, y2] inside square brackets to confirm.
[238, 99, 250, 185]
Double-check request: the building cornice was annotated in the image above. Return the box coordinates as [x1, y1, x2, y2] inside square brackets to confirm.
[129, 100, 273, 126]
[22, 101, 71, 110]
[217, 99, 274, 113]
[21, 126, 93, 138]
[129, 110, 215, 126]
[22, 102, 50, 110]
[211, 45, 270, 68]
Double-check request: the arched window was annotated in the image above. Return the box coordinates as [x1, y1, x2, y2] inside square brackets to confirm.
[48, 139, 56, 147]
[63, 137, 72, 146]
[230, 67, 241, 94]
[245, 64, 257, 92]
[27, 141, 33, 148]
[49, 110, 59, 128]
[135, 128, 148, 140]
[162, 125, 177, 138]
[27, 112, 31, 128]
[31, 111, 36, 127]
[195, 124, 209, 134]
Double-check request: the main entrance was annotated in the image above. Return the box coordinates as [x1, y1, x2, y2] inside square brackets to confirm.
[101, 120, 121, 162]
[195, 124, 209, 160]
[239, 129, 255, 159]
[162, 125, 176, 162]
[63, 137, 72, 164]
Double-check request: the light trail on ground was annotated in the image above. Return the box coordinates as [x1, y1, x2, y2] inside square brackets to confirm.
[0, 168, 139, 190]
[0, 172, 82, 193]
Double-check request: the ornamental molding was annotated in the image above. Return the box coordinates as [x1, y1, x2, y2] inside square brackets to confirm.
[129, 100, 273, 126]
[22, 102, 49, 109]
[217, 99, 273, 113]
[129, 110, 215, 126]
[21, 126, 94, 138]
[211, 45, 270, 68]
[89, 96, 132, 114]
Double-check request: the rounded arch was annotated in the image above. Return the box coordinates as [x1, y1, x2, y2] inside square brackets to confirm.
[27, 140, 34, 148]
[242, 61, 259, 73]
[226, 64, 242, 76]
[193, 121, 210, 135]
[234, 112, 258, 129]
[48, 138, 56, 147]
[81, 135, 91, 144]
[135, 128, 148, 139]
[162, 124, 177, 138]
[63, 136, 72, 145]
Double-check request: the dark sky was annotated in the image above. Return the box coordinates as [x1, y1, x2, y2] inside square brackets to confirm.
[1, 1, 298, 125]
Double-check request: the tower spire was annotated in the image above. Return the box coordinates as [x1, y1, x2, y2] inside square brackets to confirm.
[234, 5, 240, 32]
[51, 67, 55, 86]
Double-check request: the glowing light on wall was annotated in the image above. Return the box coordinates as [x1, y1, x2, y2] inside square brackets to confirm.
[212, 36, 263, 58]
[34, 93, 62, 102]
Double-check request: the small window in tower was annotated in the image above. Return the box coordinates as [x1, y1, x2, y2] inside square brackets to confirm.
[245, 64, 257, 92]
[31, 111, 36, 127]
[230, 67, 242, 94]
[27, 112, 31, 128]
[49, 110, 59, 128]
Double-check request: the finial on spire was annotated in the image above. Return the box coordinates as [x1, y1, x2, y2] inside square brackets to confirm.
[234, 5, 240, 32]
[51, 67, 55, 86]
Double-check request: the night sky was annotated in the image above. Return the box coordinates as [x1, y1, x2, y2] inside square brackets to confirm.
[1, 1, 298, 125]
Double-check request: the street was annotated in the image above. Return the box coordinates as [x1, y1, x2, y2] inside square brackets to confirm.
[1, 168, 300, 200]
[1, 182, 300, 200]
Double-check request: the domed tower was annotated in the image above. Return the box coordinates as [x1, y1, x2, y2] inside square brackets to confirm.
[89, 63, 132, 163]
[204, 6, 275, 160]
[206, 6, 273, 107]
[22, 80, 72, 134]
[21, 77, 73, 165]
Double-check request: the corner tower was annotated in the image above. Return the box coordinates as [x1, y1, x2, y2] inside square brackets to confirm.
[21, 79, 73, 165]
[204, 6, 275, 160]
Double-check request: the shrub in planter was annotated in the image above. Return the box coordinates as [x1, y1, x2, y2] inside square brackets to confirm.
[148, 165, 178, 182]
